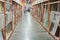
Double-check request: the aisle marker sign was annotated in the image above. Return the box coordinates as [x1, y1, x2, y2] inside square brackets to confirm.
[21, 0, 27, 6]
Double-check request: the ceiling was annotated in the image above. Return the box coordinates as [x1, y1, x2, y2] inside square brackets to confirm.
[20, 0, 36, 3]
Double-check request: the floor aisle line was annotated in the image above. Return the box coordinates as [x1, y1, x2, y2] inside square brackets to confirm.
[10, 12, 54, 40]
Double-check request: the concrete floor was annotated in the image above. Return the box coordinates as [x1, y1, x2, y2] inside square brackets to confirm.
[10, 12, 54, 40]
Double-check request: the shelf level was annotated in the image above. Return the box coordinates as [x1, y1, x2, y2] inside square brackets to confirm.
[0, 0, 5, 2]
[44, 1, 60, 5]
[6, 31, 12, 40]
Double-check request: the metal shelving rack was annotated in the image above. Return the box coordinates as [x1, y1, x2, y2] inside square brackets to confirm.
[0, 0, 22, 40]
[31, 0, 60, 40]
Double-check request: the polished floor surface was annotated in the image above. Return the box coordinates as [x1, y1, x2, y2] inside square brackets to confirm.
[10, 12, 54, 40]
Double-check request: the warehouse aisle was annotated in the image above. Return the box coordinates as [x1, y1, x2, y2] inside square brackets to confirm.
[10, 12, 53, 40]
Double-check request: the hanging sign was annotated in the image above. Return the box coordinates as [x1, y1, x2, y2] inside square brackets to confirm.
[20, 0, 27, 6]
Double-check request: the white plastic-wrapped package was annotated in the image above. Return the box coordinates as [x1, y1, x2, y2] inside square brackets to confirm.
[6, 12, 12, 26]
[0, 31, 3, 40]
[0, 14, 4, 30]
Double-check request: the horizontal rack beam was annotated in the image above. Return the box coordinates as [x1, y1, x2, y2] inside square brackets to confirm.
[44, 1, 60, 5]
